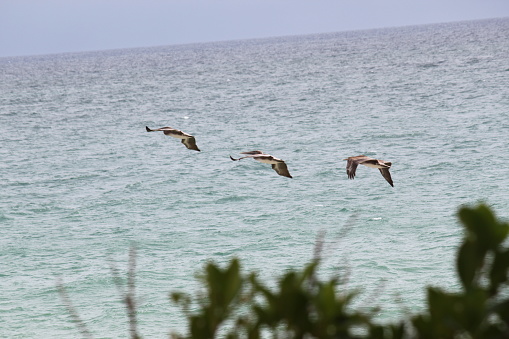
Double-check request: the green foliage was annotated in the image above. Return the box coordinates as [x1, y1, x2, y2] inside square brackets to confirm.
[61, 203, 509, 338]
[411, 204, 509, 338]
[170, 204, 509, 339]
[247, 262, 371, 338]
[171, 259, 248, 338]
[171, 260, 372, 339]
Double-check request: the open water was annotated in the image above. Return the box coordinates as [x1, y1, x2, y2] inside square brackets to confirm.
[1, 17, 509, 338]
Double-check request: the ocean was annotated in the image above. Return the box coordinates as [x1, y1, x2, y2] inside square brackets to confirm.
[1, 17, 508, 338]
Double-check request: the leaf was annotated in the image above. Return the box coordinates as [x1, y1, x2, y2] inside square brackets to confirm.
[457, 239, 481, 289]
[489, 249, 509, 296]
[459, 205, 508, 252]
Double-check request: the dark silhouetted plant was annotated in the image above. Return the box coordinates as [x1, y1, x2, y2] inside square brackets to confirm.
[411, 204, 509, 338]
[60, 204, 509, 338]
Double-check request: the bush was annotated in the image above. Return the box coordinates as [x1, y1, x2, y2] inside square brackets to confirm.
[61, 204, 509, 338]
[170, 204, 509, 338]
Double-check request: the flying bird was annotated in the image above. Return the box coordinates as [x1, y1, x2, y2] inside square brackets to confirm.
[230, 150, 292, 178]
[146, 126, 200, 151]
[343, 155, 393, 187]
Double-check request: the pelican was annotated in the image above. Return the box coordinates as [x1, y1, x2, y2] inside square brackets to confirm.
[230, 151, 292, 178]
[146, 126, 200, 151]
[343, 155, 393, 187]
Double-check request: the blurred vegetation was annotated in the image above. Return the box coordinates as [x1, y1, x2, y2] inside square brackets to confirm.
[60, 204, 509, 338]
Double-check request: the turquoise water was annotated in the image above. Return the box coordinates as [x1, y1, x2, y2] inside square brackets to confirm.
[1, 17, 509, 338]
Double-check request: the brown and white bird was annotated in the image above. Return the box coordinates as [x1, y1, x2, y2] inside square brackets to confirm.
[146, 126, 200, 151]
[230, 150, 292, 178]
[343, 155, 393, 187]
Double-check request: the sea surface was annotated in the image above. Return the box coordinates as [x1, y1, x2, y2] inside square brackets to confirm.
[1, 17, 509, 338]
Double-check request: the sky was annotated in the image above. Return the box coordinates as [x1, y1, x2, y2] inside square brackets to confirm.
[1, 0, 508, 58]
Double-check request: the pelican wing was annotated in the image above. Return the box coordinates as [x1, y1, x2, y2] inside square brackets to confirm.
[181, 137, 200, 151]
[146, 126, 173, 132]
[230, 154, 256, 161]
[272, 162, 292, 178]
[345, 156, 370, 179]
[379, 168, 394, 187]
[359, 158, 381, 166]
[241, 150, 264, 155]
[346, 159, 358, 179]
[164, 129, 189, 137]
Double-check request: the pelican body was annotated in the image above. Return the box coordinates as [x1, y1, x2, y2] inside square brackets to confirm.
[230, 151, 292, 178]
[146, 126, 200, 151]
[343, 155, 393, 187]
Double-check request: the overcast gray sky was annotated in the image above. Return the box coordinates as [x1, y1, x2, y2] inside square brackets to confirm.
[1, 0, 508, 58]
